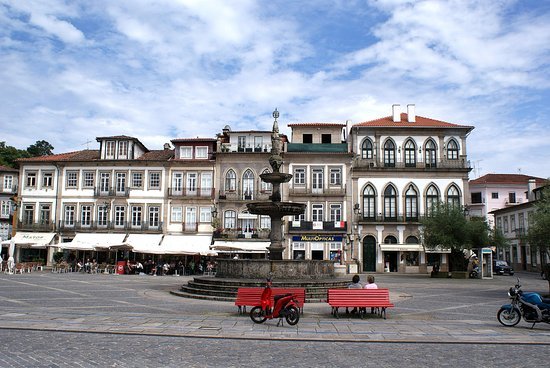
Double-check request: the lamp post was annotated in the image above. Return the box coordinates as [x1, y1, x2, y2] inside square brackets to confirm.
[352, 203, 361, 262]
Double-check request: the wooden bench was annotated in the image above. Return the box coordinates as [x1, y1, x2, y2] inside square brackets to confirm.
[327, 288, 394, 319]
[235, 287, 306, 315]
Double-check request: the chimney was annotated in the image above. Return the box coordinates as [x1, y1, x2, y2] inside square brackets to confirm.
[392, 104, 401, 122]
[163, 143, 171, 150]
[407, 104, 416, 123]
[527, 178, 537, 201]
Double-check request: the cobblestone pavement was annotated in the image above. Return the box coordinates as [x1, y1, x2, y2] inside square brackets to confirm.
[0, 271, 549, 367]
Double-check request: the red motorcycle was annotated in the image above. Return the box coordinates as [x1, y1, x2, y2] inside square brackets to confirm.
[249, 279, 300, 326]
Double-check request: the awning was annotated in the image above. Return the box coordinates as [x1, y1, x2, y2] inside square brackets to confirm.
[3, 232, 56, 248]
[237, 213, 258, 219]
[424, 246, 452, 254]
[125, 234, 164, 254]
[211, 240, 270, 253]
[160, 235, 214, 255]
[60, 233, 127, 251]
[380, 243, 423, 252]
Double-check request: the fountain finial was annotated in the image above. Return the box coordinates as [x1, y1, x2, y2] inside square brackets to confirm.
[269, 108, 283, 172]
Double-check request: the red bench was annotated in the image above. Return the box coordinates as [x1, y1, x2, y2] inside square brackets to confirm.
[327, 288, 394, 319]
[235, 287, 306, 315]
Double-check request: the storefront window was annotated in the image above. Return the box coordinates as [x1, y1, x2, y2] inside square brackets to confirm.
[404, 252, 419, 266]
[426, 253, 441, 266]
[292, 242, 305, 260]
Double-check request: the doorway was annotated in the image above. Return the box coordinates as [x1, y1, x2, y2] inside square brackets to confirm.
[384, 252, 398, 272]
[362, 236, 377, 272]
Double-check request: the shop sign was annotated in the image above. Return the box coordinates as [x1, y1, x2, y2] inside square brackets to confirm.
[292, 235, 343, 242]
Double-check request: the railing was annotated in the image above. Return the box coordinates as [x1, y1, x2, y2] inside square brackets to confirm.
[212, 228, 270, 240]
[17, 221, 55, 231]
[288, 186, 346, 196]
[357, 215, 423, 223]
[94, 187, 130, 197]
[353, 157, 471, 170]
[1, 184, 18, 194]
[219, 144, 272, 153]
[183, 222, 198, 232]
[218, 190, 272, 201]
[288, 221, 347, 232]
[168, 187, 215, 199]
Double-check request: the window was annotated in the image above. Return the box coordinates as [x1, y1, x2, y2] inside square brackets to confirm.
[201, 172, 213, 196]
[186, 173, 197, 193]
[254, 136, 263, 150]
[384, 236, 398, 244]
[149, 172, 161, 189]
[42, 172, 53, 188]
[404, 139, 416, 167]
[180, 146, 193, 159]
[80, 205, 91, 226]
[447, 139, 459, 160]
[329, 167, 342, 186]
[260, 169, 272, 192]
[97, 205, 109, 226]
[171, 206, 182, 222]
[312, 168, 323, 193]
[242, 169, 254, 199]
[224, 210, 236, 229]
[66, 171, 78, 188]
[131, 172, 143, 188]
[405, 185, 418, 220]
[510, 214, 516, 233]
[83, 172, 95, 188]
[312, 204, 324, 222]
[361, 139, 373, 159]
[23, 204, 34, 224]
[105, 141, 115, 158]
[260, 215, 270, 229]
[1, 201, 11, 217]
[200, 207, 211, 223]
[508, 192, 516, 204]
[114, 206, 125, 227]
[3, 175, 13, 191]
[149, 206, 160, 227]
[26, 171, 37, 188]
[404, 251, 419, 266]
[294, 168, 305, 185]
[384, 140, 395, 167]
[491, 192, 499, 199]
[64, 205, 75, 226]
[330, 203, 342, 222]
[99, 172, 110, 192]
[362, 185, 376, 220]
[447, 185, 461, 208]
[426, 185, 439, 215]
[518, 213, 524, 232]
[384, 185, 397, 220]
[503, 216, 509, 233]
[471, 192, 482, 204]
[131, 206, 142, 227]
[321, 134, 331, 144]
[496, 217, 502, 231]
[196, 146, 208, 159]
[118, 141, 128, 157]
[425, 139, 437, 168]
[172, 172, 183, 192]
[303, 134, 313, 144]
[115, 172, 126, 193]
[225, 170, 236, 191]
[238, 136, 246, 150]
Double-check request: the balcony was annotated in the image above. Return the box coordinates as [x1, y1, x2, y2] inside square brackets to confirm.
[218, 190, 272, 201]
[1, 184, 18, 194]
[94, 187, 130, 198]
[183, 222, 198, 233]
[288, 221, 347, 232]
[353, 157, 471, 170]
[288, 186, 346, 197]
[212, 228, 270, 240]
[287, 143, 348, 153]
[17, 221, 55, 231]
[219, 143, 271, 153]
[357, 214, 422, 223]
[168, 187, 214, 199]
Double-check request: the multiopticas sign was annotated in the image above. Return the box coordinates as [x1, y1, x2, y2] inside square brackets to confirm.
[292, 235, 343, 242]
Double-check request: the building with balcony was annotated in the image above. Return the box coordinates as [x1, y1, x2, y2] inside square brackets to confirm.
[0, 165, 18, 253]
[491, 185, 549, 273]
[469, 174, 547, 228]
[349, 104, 474, 273]
[283, 123, 352, 263]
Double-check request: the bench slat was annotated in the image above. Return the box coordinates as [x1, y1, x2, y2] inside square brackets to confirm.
[327, 288, 394, 319]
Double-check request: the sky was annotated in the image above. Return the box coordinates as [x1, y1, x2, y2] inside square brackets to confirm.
[0, 0, 549, 179]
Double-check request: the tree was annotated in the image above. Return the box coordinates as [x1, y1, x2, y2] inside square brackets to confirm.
[0, 141, 30, 168]
[526, 186, 550, 293]
[27, 140, 54, 157]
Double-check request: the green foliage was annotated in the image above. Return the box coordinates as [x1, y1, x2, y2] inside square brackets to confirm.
[53, 252, 65, 263]
[527, 186, 550, 252]
[490, 227, 510, 249]
[0, 141, 30, 167]
[27, 140, 54, 157]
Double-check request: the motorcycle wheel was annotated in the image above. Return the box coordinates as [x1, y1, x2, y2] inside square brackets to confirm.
[497, 307, 521, 327]
[285, 306, 300, 326]
[250, 306, 267, 324]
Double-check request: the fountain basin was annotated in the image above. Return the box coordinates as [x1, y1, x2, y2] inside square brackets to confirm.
[247, 201, 306, 217]
[260, 172, 293, 184]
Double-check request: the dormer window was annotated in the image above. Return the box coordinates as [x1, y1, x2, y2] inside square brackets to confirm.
[118, 141, 128, 157]
[195, 146, 208, 159]
[180, 146, 192, 159]
[105, 141, 115, 158]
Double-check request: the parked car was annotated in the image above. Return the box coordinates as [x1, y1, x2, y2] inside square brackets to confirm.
[493, 260, 514, 275]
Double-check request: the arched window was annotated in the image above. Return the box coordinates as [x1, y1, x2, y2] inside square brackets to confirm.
[384, 235, 398, 244]
[406, 236, 419, 244]
[224, 170, 236, 192]
[384, 140, 395, 167]
[404, 139, 416, 167]
[260, 169, 272, 192]
[361, 139, 373, 159]
[425, 139, 437, 168]
[405, 185, 418, 221]
[447, 139, 459, 160]
[384, 185, 397, 220]
[362, 185, 376, 220]
[223, 210, 236, 229]
[242, 169, 254, 199]
[426, 185, 440, 215]
[447, 185, 461, 208]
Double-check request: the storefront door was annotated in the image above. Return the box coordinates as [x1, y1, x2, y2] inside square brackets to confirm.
[362, 236, 376, 272]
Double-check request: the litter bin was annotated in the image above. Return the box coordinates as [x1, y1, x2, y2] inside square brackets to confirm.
[116, 261, 125, 275]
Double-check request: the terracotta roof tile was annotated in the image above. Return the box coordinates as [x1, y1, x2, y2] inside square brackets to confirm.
[137, 149, 174, 161]
[17, 150, 99, 162]
[354, 113, 473, 130]
[171, 138, 217, 143]
[470, 174, 548, 185]
[0, 165, 18, 172]
[287, 123, 346, 127]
